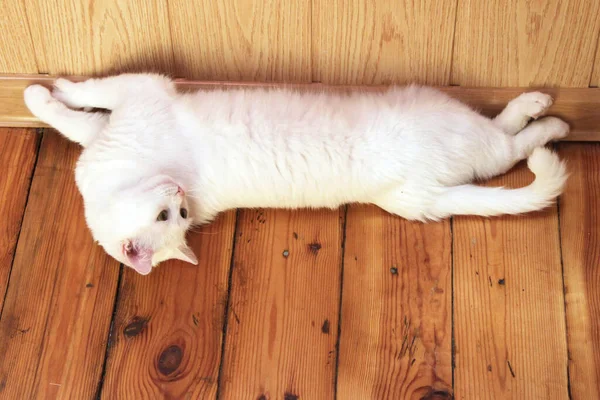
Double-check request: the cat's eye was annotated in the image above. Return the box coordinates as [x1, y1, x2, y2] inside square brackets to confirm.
[180, 208, 188, 219]
[157, 210, 169, 221]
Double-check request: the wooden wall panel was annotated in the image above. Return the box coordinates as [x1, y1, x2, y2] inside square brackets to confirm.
[0, 1, 38, 73]
[591, 35, 600, 87]
[452, 0, 600, 87]
[337, 207, 452, 399]
[100, 212, 236, 399]
[0, 130, 120, 399]
[218, 209, 343, 400]
[453, 164, 569, 399]
[312, 0, 457, 85]
[168, 0, 311, 81]
[558, 143, 600, 399]
[23, 0, 173, 75]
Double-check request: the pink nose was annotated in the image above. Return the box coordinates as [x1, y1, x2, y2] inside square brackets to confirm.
[176, 186, 185, 196]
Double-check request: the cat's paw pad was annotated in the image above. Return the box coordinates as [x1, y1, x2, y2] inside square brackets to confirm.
[541, 116, 569, 141]
[24, 85, 55, 115]
[514, 92, 553, 119]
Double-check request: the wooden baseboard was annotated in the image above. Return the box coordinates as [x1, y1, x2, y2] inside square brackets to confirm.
[2, 74, 599, 141]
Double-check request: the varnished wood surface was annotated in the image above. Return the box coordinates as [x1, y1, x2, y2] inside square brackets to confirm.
[311, 0, 457, 85]
[219, 209, 343, 399]
[0, 133, 598, 398]
[100, 212, 236, 399]
[337, 206, 452, 399]
[3, 0, 599, 90]
[453, 162, 569, 399]
[558, 144, 600, 399]
[0, 129, 39, 311]
[451, 0, 600, 87]
[0, 130, 120, 398]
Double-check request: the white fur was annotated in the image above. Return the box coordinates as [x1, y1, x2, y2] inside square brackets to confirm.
[23, 74, 569, 274]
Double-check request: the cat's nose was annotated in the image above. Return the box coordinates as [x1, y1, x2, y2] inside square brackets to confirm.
[176, 186, 185, 196]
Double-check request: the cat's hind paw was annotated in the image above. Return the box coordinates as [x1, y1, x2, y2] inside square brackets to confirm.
[24, 85, 58, 118]
[52, 78, 85, 109]
[513, 92, 553, 120]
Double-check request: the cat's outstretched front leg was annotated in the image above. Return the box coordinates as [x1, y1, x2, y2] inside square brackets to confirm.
[493, 92, 553, 135]
[53, 73, 175, 110]
[24, 85, 108, 147]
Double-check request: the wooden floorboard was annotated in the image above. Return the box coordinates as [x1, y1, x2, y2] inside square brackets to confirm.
[337, 206, 452, 399]
[0, 129, 120, 398]
[99, 211, 236, 399]
[453, 162, 569, 399]
[218, 208, 344, 400]
[0, 128, 39, 311]
[559, 143, 600, 399]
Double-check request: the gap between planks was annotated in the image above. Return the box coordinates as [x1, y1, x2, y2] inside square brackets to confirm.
[0, 74, 599, 141]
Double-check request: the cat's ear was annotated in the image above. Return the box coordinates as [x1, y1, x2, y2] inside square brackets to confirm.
[172, 244, 198, 265]
[122, 240, 154, 275]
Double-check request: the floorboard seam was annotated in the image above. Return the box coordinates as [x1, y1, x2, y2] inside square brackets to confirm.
[555, 143, 573, 400]
[94, 263, 124, 400]
[0, 128, 43, 322]
[216, 209, 241, 399]
[333, 205, 348, 399]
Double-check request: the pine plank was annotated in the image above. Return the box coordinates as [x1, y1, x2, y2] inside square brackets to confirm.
[312, 0, 457, 85]
[558, 143, 600, 399]
[452, 0, 600, 87]
[218, 208, 343, 399]
[337, 206, 452, 399]
[0, 130, 120, 398]
[453, 162, 569, 399]
[168, 0, 311, 81]
[100, 211, 236, 399]
[0, 128, 39, 310]
[0, 1, 38, 73]
[23, 0, 173, 75]
[592, 35, 600, 87]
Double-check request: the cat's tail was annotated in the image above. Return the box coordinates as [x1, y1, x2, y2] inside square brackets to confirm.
[431, 147, 567, 218]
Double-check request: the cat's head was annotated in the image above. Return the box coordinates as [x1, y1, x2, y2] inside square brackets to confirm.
[82, 174, 198, 275]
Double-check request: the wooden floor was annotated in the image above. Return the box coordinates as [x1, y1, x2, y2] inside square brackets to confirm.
[0, 127, 598, 400]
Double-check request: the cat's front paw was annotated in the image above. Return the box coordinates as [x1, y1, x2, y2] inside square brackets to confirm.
[24, 85, 56, 117]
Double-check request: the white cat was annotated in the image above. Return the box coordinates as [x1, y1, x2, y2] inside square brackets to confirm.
[23, 74, 569, 275]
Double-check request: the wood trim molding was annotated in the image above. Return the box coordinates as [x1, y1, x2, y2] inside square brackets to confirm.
[1, 74, 599, 141]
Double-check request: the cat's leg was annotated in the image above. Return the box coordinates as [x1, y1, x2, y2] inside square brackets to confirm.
[512, 116, 569, 159]
[52, 73, 174, 110]
[24, 85, 108, 147]
[493, 92, 553, 135]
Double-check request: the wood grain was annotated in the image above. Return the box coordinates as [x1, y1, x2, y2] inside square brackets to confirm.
[23, 0, 173, 75]
[218, 208, 343, 400]
[100, 211, 236, 399]
[4, 75, 600, 140]
[0, 128, 39, 311]
[592, 35, 600, 87]
[337, 206, 452, 399]
[0, 0, 38, 73]
[312, 0, 457, 85]
[0, 130, 120, 398]
[452, 0, 600, 87]
[558, 143, 600, 399]
[453, 162, 569, 399]
[168, 0, 311, 81]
